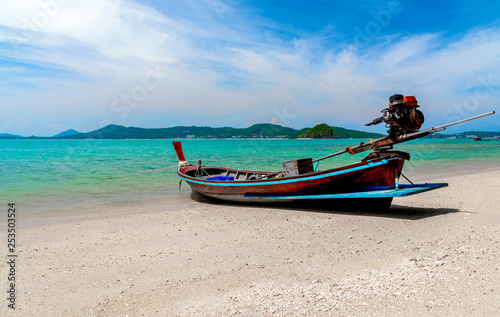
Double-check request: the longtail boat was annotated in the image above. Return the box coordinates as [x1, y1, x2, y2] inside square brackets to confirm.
[173, 94, 494, 209]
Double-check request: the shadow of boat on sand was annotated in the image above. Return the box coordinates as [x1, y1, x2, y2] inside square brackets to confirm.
[190, 192, 460, 220]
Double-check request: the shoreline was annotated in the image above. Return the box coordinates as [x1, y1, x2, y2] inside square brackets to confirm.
[15, 159, 500, 221]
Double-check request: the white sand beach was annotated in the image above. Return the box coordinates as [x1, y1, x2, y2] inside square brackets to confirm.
[2, 168, 500, 316]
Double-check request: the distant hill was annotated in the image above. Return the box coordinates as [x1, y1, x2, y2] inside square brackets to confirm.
[53, 129, 82, 138]
[462, 131, 500, 138]
[299, 124, 384, 139]
[0, 133, 24, 139]
[58, 123, 384, 140]
[426, 131, 500, 139]
[59, 124, 300, 139]
[291, 128, 310, 138]
[299, 123, 337, 138]
[5, 125, 499, 140]
[330, 126, 384, 139]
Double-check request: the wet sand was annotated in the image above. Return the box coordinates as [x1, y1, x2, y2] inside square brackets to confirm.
[2, 168, 499, 316]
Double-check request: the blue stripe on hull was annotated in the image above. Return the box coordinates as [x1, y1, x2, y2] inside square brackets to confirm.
[243, 183, 448, 200]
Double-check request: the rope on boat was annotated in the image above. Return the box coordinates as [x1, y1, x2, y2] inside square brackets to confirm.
[195, 160, 215, 178]
[400, 172, 416, 187]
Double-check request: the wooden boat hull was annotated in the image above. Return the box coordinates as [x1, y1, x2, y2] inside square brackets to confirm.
[177, 151, 409, 202]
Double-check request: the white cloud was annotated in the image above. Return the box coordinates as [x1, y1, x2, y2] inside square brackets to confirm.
[0, 1, 499, 135]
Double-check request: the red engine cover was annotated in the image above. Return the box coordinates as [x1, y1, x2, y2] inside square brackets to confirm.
[404, 96, 418, 107]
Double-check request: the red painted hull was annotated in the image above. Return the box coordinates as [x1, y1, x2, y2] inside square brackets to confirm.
[177, 151, 409, 201]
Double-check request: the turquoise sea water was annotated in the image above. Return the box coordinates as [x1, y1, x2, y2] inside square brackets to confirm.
[2, 139, 500, 214]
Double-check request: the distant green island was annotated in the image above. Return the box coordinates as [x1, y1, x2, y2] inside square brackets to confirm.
[53, 123, 384, 139]
[299, 123, 337, 139]
[1, 123, 499, 140]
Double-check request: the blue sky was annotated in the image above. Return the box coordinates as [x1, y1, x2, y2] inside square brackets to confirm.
[1, 0, 499, 136]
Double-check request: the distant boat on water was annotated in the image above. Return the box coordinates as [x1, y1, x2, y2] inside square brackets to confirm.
[474, 136, 499, 141]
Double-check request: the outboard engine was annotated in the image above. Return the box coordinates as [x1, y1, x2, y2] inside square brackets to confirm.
[365, 94, 425, 139]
